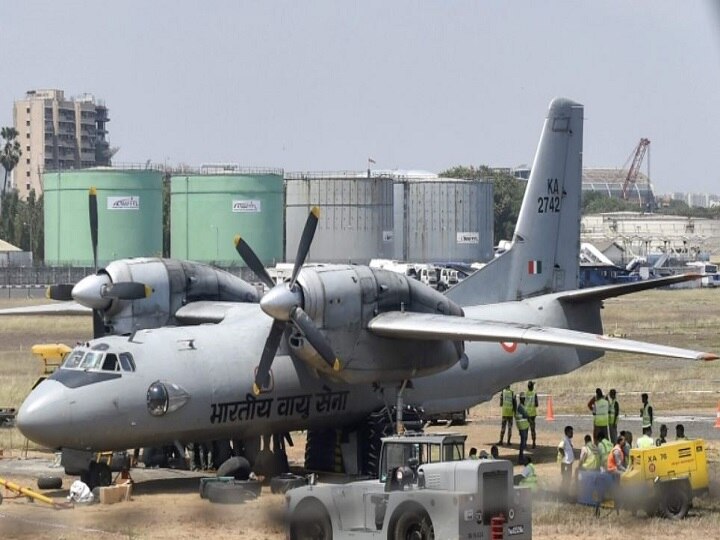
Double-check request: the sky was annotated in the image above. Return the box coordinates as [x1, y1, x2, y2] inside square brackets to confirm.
[1, 1, 719, 193]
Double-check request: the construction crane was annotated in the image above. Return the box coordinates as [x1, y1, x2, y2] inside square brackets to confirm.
[622, 138, 650, 200]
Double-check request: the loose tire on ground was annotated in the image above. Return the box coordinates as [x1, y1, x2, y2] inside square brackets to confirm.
[290, 499, 332, 540]
[205, 480, 261, 504]
[216, 456, 251, 480]
[37, 476, 63, 490]
[660, 487, 690, 520]
[270, 473, 307, 494]
[393, 508, 434, 540]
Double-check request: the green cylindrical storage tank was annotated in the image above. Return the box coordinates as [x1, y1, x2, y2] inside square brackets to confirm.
[43, 168, 163, 266]
[170, 169, 284, 265]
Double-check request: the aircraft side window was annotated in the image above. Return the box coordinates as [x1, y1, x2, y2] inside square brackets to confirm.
[119, 353, 136, 372]
[101, 353, 120, 372]
[63, 350, 85, 369]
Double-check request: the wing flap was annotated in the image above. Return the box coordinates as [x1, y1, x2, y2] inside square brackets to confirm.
[367, 311, 717, 361]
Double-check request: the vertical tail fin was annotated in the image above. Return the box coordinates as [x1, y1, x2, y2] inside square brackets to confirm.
[447, 98, 584, 306]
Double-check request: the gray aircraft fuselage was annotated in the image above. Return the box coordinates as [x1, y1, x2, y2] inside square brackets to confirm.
[18, 295, 598, 451]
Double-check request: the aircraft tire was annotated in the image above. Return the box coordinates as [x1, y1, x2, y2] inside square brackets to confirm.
[305, 429, 336, 472]
[206, 480, 260, 504]
[216, 456, 251, 480]
[270, 473, 307, 494]
[37, 476, 63, 490]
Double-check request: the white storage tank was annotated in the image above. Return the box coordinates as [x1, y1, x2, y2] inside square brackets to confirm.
[285, 172, 394, 263]
[393, 174, 493, 263]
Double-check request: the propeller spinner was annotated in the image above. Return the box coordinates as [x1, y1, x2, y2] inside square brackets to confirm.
[45, 187, 153, 337]
[235, 207, 339, 395]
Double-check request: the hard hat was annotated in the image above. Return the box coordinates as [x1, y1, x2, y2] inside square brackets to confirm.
[519, 392, 526, 399]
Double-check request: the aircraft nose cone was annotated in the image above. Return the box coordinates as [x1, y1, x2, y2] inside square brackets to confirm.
[260, 285, 303, 321]
[72, 273, 112, 310]
[17, 380, 71, 449]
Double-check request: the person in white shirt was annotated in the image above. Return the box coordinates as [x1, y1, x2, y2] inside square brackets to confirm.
[557, 425, 575, 498]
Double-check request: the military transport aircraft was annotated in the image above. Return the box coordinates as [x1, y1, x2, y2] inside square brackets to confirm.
[16, 98, 717, 486]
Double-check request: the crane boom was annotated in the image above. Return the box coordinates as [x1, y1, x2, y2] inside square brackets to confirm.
[622, 138, 650, 200]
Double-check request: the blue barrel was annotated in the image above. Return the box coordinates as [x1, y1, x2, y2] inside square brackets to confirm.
[576, 470, 615, 506]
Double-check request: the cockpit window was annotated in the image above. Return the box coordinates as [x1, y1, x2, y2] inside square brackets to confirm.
[101, 353, 120, 372]
[79, 351, 104, 370]
[119, 352, 136, 372]
[63, 349, 85, 369]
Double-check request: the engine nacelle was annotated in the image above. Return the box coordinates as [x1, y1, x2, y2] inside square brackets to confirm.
[291, 265, 464, 384]
[100, 258, 259, 335]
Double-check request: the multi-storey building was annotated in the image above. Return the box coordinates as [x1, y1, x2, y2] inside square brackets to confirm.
[12, 89, 111, 198]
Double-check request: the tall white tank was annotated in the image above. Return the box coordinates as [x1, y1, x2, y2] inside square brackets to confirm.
[285, 172, 394, 263]
[393, 175, 493, 263]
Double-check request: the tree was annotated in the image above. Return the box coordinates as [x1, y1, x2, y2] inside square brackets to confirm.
[0, 127, 22, 197]
[440, 165, 525, 245]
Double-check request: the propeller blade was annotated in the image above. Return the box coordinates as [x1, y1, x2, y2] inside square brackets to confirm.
[103, 282, 153, 300]
[291, 306, 340, 371]
[46, 284, 75, 301]
[289, 207, 319, 289]
[92, 309, 105, 339]
[234, 236, 275, 290]
[89, 187, 99, 271]
[253, 320, 286, 395]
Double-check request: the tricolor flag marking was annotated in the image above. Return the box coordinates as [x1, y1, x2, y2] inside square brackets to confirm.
[528, 260, 542, 275]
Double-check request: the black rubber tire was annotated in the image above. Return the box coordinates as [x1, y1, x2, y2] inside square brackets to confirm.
[393, 508, 434, 540]
[305, 429, 337, 472]
[216, 456, 251, 480]
[37, 476, 63, 490]
[290, 499, 332, 540]
[270, 473, 307, 494]
[206, 481, 260, 504]
[660, 488, 690, 520]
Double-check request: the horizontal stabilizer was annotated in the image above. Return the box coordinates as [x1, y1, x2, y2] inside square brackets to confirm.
[554, 273, 701, 303]
[368, 311, 718, 362]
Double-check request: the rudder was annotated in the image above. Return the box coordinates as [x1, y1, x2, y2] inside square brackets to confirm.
[447, 97, 584, 306]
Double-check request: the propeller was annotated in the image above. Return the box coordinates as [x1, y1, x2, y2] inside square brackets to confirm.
[235, 207, 339, 395]
[44, 187, 154, 337]
[89, 186, 98, 271]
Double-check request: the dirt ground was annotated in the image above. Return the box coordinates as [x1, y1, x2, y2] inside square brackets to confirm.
[3, 418, 720, 540]
[3, 290, 720, 538]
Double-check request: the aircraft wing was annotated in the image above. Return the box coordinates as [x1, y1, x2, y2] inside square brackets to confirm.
[0, 302, 91, 316]
[367, 312, 718, 361]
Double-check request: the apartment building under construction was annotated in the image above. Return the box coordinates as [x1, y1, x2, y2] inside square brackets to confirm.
[12, 89, 112, 199]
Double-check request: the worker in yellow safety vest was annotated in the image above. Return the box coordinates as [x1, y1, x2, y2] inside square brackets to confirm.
[588, 388, 609, 443]
[636, 426, 654, 449]
[518, 457, 538, 490]
[596, 430, 613, 471]
[498, 385, 516, 446]
[607, 388, 619, 444]
[640, 393, 653, 431]
[578, 434, 600, 472]
[525, 381, 539, 449]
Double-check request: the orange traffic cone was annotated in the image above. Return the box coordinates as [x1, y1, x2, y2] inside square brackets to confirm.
[546, 395, 555, 422]
[714, 401, 720, 429]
